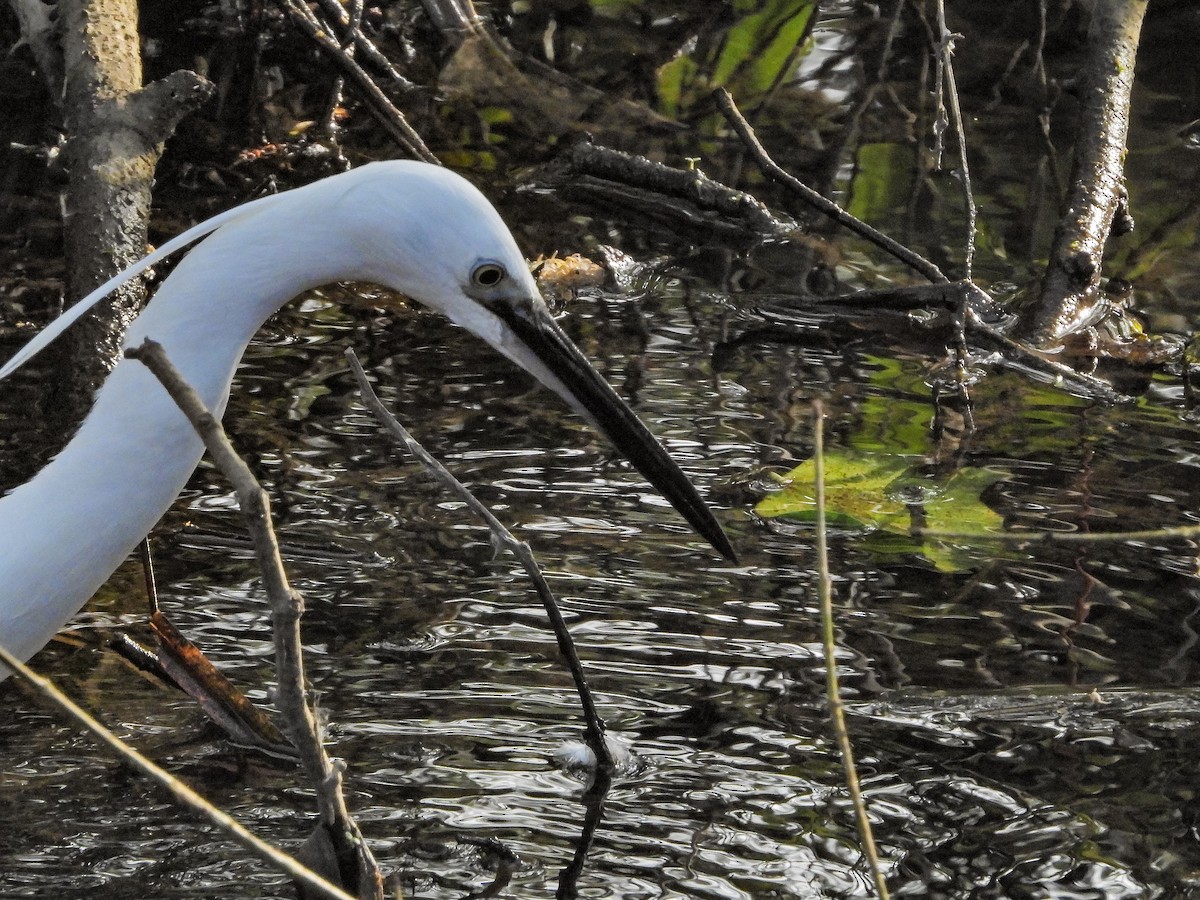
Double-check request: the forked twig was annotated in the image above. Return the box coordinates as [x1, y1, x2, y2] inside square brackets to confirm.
[127, 339, 385, 899]
[274, 0, 436, 163]
[345, 349, 616, 773]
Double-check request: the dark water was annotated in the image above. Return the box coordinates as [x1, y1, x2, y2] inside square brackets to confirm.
[4, 2, 1200, 898]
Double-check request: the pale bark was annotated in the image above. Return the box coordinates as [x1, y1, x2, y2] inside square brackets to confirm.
[55, 0, 211, 399]
[1032, 0, 1148, 344]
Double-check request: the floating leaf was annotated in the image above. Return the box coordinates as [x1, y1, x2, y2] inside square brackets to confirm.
[755, 452, 911, 529]
[756, 450, 1006, 571]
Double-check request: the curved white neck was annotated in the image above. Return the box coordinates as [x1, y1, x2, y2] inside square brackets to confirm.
[0, 188, 367, 668]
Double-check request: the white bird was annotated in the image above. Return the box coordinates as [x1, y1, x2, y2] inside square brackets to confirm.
[0, 160, 735, 676]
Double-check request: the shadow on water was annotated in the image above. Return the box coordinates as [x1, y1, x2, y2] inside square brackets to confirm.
[3, 1, 1200, 897]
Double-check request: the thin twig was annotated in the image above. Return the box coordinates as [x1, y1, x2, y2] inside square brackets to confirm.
[934, 1, 977, 280]
[813, 400, 889, 899]
[420, 0, 485, 41]
[138, 537, 160, 614]
[345, 349, 615, 772]
[127, 339, 385, 899]
[714, 87, 948, 285]
[0, 643, 357, 900]
[313, 0, 417, 89]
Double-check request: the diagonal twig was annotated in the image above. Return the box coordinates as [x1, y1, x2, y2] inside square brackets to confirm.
[275, 0, 436, 163]
[714, 87, 948, 285]
[127, 339, 385, 899]
[0, 643, 357, 900]
[344, 348, 616, 773]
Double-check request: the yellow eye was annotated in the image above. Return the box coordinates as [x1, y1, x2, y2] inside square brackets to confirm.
[471, 262, 507, 288]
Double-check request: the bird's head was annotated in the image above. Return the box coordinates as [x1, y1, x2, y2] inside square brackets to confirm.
[335, 161, 736, 562]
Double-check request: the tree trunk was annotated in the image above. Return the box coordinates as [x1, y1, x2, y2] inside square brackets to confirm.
[55, 0, 210, 404]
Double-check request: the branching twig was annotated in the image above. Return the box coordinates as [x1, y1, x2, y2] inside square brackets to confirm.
[312, 0, 417, 89]
[0, 644, 357, 900]
[345, 349, 616, 773]
[813, 401, 889, 898]
[127, 339, 385, 900]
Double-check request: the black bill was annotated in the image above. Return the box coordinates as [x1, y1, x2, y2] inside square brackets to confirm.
[496, 301, 737, 563]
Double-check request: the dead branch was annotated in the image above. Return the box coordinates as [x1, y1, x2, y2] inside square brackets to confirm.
[127, 339, 386, 900]
[549, 139, 798, 239]
[56, 0, 212, 398]
[1032, 0, 1148, 343]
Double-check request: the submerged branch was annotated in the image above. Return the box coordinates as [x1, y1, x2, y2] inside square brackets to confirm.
[1032, 0, 1148, 343]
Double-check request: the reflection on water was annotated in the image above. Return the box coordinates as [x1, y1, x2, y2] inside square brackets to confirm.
[5, 286, 1200, 898]
[4, 2, 1200, 898]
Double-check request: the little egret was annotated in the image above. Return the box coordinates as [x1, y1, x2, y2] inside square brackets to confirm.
[0, 160, 735, 677]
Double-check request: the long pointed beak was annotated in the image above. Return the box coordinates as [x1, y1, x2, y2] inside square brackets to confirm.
[491, 300, 737, 563]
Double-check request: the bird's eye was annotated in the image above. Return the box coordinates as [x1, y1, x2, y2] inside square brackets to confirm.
[471, 262, 507, 288]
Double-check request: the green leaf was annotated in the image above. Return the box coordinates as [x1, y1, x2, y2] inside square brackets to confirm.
[755, 450, 1007, 571]
[711, 0, 818, 94]
[755, 452, 911, 529]
[655, 0, 817, 116]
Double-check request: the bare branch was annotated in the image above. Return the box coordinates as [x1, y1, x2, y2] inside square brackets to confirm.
[275, 0, 436, 163]
[126, 339, 386, 900]
[714, 87, 949, 284]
